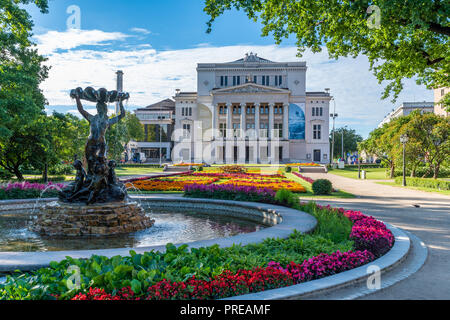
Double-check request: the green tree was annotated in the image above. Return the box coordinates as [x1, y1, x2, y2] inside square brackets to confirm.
[359, 124, 397, 178]
[0, 0, 49, 180]
[28, 112, 89, 181]
[361, 111, 450, 179]
[204, 0, 449, 102]
[106, 112, 144, 161]
[330, 126, 363, 160]
[404, 112, 450, 178]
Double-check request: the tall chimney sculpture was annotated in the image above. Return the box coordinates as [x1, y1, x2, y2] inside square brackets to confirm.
[116, 70, 124, 115]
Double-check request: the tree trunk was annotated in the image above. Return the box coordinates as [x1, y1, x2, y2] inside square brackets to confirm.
[390, 163, 395, 179]
[42, 163, 48, 183]
[433, 164, 440, 179]
[410, 167, 416, 178]
[13, 167, 24, 181]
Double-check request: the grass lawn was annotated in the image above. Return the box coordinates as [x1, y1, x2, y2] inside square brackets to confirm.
[377, 181, 450, 196]
[285, 172, 355, 199]
[328, 167, 390, 180]
[114, 166, 164, 176]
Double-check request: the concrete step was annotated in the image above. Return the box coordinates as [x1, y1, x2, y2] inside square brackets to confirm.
[298, 166, 328, 173]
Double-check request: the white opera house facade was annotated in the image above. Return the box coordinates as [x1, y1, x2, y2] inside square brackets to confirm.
[171, 52, 331, 164]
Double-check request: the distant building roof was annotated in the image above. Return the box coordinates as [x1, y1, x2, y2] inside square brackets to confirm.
[137, 99, 175, 111]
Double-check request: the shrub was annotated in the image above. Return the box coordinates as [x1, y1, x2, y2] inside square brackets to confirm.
[49, 164, 74, 175]
[0, 169, 13, 181]
[312, 179, 333, 195]
[197, 166, 204, 172]
[394, 177, 450, 190]
[0, 182, 64, 200]
[285, 166, 292, 173]
[275, 189, 298, 207]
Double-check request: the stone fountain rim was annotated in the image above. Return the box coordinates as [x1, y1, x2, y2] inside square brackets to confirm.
[0, 195, 317, 272]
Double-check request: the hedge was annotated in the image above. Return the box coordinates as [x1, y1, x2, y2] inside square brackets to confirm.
[394, 177, 450, 190]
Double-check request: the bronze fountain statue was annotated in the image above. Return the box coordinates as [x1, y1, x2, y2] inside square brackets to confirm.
[59, 87, 129, 205]
[32, 86, 154, 237]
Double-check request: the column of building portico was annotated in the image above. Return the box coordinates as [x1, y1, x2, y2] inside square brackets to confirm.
[226, 104, 233, 163]
[238, 104, 246, 163]
[268, 104, 275, 163]
[254, 104, 260, 163]
[212, 104, 220, 164]
[283, 104, 289, 139]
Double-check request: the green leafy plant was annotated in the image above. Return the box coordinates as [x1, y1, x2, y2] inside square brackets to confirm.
[312, 179, 333, 195]
[274, 189, 297, 207]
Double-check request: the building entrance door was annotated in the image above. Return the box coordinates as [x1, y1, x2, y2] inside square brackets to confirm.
[313, 149, 321, 162]
[245, 146, 250, 163]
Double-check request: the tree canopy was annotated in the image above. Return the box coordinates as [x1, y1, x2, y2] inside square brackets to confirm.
[329, 126, 363, 160]
[204, 0, 449, 106]
[0, 0, 49, 179]
[360, 111, 450, 178]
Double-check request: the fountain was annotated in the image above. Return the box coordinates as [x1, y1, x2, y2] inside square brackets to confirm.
[32, 87, 154, 237]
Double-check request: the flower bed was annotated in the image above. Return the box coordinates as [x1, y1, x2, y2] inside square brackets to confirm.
[0, 182, 64, 200]
[286, 163, 321, 167]
[126, 176, 219, 192]
[184, 183, 277, 203]
[173, 163, 203, 167]
[0, 197, 394, 300]
[293, 172, 315, 184]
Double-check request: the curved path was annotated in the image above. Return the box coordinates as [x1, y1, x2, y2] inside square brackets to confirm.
[302, 172, 450, 299]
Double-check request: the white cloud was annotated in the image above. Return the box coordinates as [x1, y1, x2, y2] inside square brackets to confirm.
[36, 29, 433, 137]
[130, 27, 151, 35]
[34, 29, 129, 55]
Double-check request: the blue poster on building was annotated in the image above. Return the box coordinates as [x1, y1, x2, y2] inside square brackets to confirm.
[289, 103, 305, 140]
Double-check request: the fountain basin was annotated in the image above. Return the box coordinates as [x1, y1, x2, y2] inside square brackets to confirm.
[31, 201, 154, 237]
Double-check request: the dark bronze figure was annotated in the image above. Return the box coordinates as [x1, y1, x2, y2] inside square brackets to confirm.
[59, 87, 129, 205]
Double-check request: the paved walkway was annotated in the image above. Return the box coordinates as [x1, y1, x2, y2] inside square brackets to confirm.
[303, 172, 450, 299]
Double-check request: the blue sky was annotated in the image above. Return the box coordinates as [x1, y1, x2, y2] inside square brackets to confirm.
[28, 0, 433, 138]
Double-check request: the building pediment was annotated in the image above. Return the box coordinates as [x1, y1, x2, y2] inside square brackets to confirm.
[212, 83, 290, 95]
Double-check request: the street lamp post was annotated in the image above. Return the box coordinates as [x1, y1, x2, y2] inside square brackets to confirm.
[330, 98, 338, 165]
[400, 134, 409, 187]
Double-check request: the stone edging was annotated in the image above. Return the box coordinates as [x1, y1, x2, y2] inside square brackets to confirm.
[0, 196, 317, 272]
[224, 222, 411, 300]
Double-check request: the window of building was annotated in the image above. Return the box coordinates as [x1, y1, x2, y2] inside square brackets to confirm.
[182, 108, 185, 117]
[313, 125, 322, 140]
[275, 76, 282, 86]
[233, 123, 240, 137]
[274, 123, 283, 138]
[312, 107, 323, 117]
[182, 124, 191, 138]
[262, 75, 270, 86]
[189, 107, 192, 117]
[219, 123, 226, 138]
[246, 123, 255, 129]
[442, 89, 445, 97]
[254, 76, 257, 83]
[233, 76, 241, 86]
